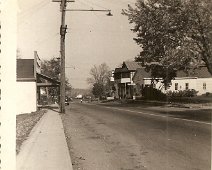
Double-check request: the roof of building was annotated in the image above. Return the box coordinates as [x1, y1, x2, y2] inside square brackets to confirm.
[135, 67, 151, 77]
[132, 67, 151, 81]
[123, 61, 142, 71]
[114, 67, 128, 73]
[17, 58, 61, 86]
[133, 65, 212, 80]
[37, 73, 60, 84]
[17, 59, 35, 79]
[176, 66, 212, 78]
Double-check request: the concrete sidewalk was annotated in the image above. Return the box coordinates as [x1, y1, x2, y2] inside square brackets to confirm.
[17, 109, 73, 170]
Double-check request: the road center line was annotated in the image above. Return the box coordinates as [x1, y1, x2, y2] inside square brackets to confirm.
[85, 103, 211, 125]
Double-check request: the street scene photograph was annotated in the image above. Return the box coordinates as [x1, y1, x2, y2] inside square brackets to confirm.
[16, 0, 211, 170]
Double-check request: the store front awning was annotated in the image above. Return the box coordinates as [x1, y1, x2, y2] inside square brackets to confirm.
[37, 73, 60, 87]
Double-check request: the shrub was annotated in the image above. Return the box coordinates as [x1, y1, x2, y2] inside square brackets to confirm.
[205, 92, 212, 97]
[183, 89, 198, 97]
[142, 86, 167, 101]
[166, 89, 198, 98]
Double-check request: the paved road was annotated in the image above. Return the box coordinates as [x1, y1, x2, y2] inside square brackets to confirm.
[62, 102, 211, 170]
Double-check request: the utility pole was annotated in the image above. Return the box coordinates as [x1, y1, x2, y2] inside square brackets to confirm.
[53, 0, 70, 113]
[59, 0, 66, 113]
[53, 0, 111, 113]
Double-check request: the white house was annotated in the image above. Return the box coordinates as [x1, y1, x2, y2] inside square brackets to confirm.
[16, 52, 60, 115]
[133, 66, 212, 96]
[168, 67, 212, 95]
[16, 58, 38, 114]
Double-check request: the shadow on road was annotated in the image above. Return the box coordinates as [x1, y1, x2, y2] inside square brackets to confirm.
[97, 101, 212, 123]
[158, 109, 211, 122]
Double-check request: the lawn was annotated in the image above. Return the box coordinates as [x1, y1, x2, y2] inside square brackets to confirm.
[16, 109, 46, 154]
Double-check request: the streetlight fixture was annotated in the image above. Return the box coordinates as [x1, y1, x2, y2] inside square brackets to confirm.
[107, 10, 113, 16]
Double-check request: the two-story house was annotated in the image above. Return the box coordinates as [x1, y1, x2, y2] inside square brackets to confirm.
[114, 61, 142, 99]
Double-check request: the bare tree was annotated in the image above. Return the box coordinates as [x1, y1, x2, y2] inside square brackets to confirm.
[87, 63, 111, 86]
[87, 63, 111, 98]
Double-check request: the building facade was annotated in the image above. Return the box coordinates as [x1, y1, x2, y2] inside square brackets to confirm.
[168, 67, 212, 95]
[16, 52, 60, 114]
[133, 66, 212, 96]
[16, 59, 38, 114]
[114, 61, 142, 99]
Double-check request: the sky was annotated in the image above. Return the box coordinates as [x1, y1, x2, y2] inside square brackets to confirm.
[17, 0, 140, 89]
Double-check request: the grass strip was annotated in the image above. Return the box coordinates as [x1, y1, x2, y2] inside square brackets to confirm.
[16, 109, 46, 154]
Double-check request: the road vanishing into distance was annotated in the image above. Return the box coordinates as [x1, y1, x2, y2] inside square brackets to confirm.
[61, 101, 211, 170]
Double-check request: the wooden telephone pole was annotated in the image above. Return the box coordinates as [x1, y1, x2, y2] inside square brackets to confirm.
[53, 0, 111, 113]
[59, 0, 67, 113]
[53, 0, 71, 113]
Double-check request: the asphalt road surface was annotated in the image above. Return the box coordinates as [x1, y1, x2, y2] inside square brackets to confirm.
[61, 102, 211, 170]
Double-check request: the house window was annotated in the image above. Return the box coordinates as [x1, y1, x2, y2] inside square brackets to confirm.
[175, 83, 178, 90]
[185, 83, 189, 90]
[203, 83, 206, 90]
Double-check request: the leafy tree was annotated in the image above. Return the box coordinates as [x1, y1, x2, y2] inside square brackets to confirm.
[41, 57, 60, 80]
[123, 0, 212, 87]
[41, 57, 71, 97]
[87, 63, 111, 97]
[92, 83, 104, 98]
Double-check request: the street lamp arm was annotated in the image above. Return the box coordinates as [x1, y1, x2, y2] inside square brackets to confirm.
[65, 9, 113, 16]
[66, 9, 110, 12]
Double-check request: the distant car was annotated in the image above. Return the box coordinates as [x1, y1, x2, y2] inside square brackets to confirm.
[76, 94, 83, 99]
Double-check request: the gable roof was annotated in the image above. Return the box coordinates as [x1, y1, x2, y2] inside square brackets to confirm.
[114, 67, 128, 74]
[133, 67, 151, 81]
[136, 67, 151, 78]
[176, 66, 212, 78]
[123, 61, 142, 71]
[133, 66, 212, 82]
